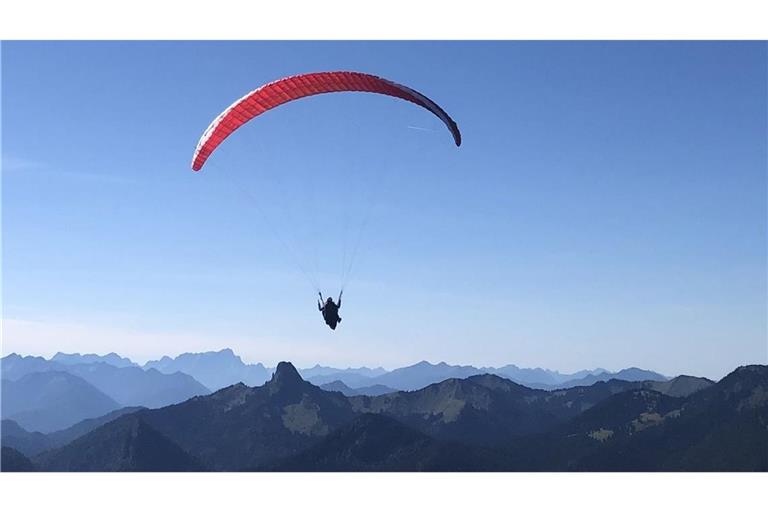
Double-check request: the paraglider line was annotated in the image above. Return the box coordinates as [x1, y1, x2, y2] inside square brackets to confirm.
[214, 161, 323, 295]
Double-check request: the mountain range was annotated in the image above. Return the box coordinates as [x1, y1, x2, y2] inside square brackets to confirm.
[51, 352, 137, 368]
[1, 353, 209, 432]
[319, 380, 397, 396]
[2, 407, 144, 457]
[90, 348, 665, 391]
[3, 360, 763, 472]
[1, 371, 120, 432]
[143, 349, 272, 391]
[0, 349, 674, 437]
[1, 349, 669, 401]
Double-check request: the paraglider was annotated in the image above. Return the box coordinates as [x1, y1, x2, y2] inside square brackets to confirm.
[191, 71, 461, 330]
[318, 291, 342, 330]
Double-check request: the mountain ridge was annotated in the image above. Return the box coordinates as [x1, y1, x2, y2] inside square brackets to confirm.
[2, 350, 673, 393]
[1, 371, 121, 433]
[12, 362, 765, 472]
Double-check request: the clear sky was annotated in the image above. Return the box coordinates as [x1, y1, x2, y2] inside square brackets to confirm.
[2, 41, 766, 378]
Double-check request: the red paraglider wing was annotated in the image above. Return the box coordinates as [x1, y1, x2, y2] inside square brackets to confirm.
[191, 71, 461, 171]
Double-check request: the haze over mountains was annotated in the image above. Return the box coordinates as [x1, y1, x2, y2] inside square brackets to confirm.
[51, 352, 137, 368]
[1, 354, 209, 432]
[2, 348, 667, 397]
[2, 348, 762, 471]
[2, 372, 120, 432]
[143, 349, 271, 391]
[2, 359, 764, 472]
[0, 348, 670, 434]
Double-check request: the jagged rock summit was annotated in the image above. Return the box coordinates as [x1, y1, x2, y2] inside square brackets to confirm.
[267, 361, 306, 393]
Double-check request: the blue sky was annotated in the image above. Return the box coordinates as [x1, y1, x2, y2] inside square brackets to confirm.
[2, 41, 766, 378]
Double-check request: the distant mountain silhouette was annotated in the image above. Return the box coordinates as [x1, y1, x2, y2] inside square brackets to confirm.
[306, 372, 379, 388]
[1, 446, 37, 472]
[300, 364, 387, 379]
[319, 380, 396, 396]
[2, 351, 669, 395]
[143, 348, 271, 391]
[1, 354, 209, 409]
[307, 360, 662, 392]
[491, 364, 606, 386]
[548, 368, 668, 390]
[642, 375, 714, 397]
[2, 407, 144, 457]
[1, 353, 56, 381]
[2, 372, 120, 432]
[38, 415, 203, 471]
[51, 352, 137, 368]
[368, 361, 486, 391]
[144, 351, 392, 391]
[60, 363, 209, 408]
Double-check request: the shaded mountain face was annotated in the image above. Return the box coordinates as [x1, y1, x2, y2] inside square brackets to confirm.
[60, 363, 209, 408]
[562, 389, 685, 439]
[653, 365, 768, 471]
[348, 375, 647, 448]
[642, 375, 714, 397]
[273, 376, 702, 472]
[2, 372, 120, 433]
[37, 415, 203, 471]
[143, 348, 271, 391]
[269, 413, 514, 472]
[1, 446, 37, 472]
[1, 419, 54, 457]
[349, 374, 560, 446]
[125, 362, 358, 470]
[45, 407, 146, 453]
[51, 352, 137, 368]
[508, 365, 768, 471]
[319, 380, 396, 397]
[2, 407, 145, 458]
[522, 379, 645, 420]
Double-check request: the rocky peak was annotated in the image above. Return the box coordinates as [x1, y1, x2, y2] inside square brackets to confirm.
[267, 362, 305, 391]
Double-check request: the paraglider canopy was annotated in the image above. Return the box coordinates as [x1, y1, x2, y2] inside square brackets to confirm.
[191, 71, 461, 172]
[189, 70, 462, 321]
